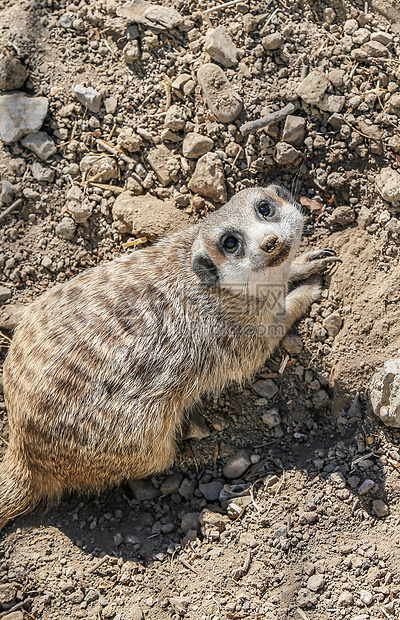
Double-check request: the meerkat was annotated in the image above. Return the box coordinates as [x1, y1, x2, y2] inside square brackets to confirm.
[0, 185, 339, 530]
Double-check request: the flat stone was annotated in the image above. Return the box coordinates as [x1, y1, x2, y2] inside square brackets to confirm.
[371, 31, 393, 45]
[2, 613, 23, 620]
[1, 179, 14, 205]
[183, 132, 214, 159]
[370, 358, 400, 427]
[297, 70, 329, 105]
[0, 57, 27, 91]
[199, 481, 224, 501]
[146, 144, 174, 186]
[361, 40, 388, 57]
[204, 26, 238, 67]
[56, 217, 76, 240]
[80, 154, 118, 183]
[353, 28, 370, 45]
[262, 32, 283, 50]
[328, 68, 345, 86]
[281, 333, 303, 355]
[181, 512, 200, 533]
[188, 152, 227, 203]
[359, 479, 374, 495]
[0, 286, 11, 301]
[129, 479, 160, 501]
[67, 199, 93, 224]
[327, 206, 355, 226]
[387, 93, 400, 115]
[0, 584, 16, 607]
[358, 205, 374, 229]
[322, 312, 342, 337]
[261, 408, 281, 427]
[0, 303, 26, 330]
[0, 93, 48, 143]
[31, 162, 54, 183]
[124, 40, 141, 63]
[307, 574, 325, 592]
[318, 94, 345, 113]
[372, 499, 389, 517]
[376, 167, 400, 206]
[223, 449, 251, 479]
[117, 0, 184, 30]
[197, 63, 243, 123]
[199, 508, 229, 535]
[164, 104, 186, 130]
[252, 379, 278, 399]
[73, 84, 102, 113]
[281, 116, 306, 145]
[21, 131, 56, 160]
[112, 191, 190, 237]
[160, 472, 183, 495]
[275, 142, 302, 165]
[117, 127, 142, 152]
[328, 113, 344, 129]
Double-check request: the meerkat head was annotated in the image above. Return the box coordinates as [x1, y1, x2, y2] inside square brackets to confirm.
[191, 185, 303, 293]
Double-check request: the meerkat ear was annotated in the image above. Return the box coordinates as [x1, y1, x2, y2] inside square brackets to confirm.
[192, 252, 219, 288]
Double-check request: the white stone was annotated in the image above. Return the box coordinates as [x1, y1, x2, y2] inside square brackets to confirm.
[117, 0, 183, 30]
[182, 132, 214, 159]
[164, 104, 186, 131]
[376, 167, 400, 206]
[0, 93, 48, 143]
[370, 358, 400, 427]
[56, 217, 76, 240]
[21, 131, 56, 160]
[204, 26, 238, 67]
[297, 71, 329, 105]
[188, 152, 227, 203]
[73, 84, 102, 113]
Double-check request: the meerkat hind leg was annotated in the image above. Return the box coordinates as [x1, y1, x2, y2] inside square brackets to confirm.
[289, 249, 341, 283]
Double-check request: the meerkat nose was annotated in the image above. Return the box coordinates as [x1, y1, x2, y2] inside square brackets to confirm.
[260, 234, 282, 254]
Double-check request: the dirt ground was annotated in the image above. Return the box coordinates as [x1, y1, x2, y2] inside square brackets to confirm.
[0, 0, 400, 619]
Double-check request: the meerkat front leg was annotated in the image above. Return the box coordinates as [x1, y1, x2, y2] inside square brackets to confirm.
[289, 249, 341, 284]
[278, 275, 322, 335]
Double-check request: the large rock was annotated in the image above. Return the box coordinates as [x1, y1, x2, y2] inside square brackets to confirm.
[112, 192, 190, 237]
[0, 57, 27, 91]
[197, 64, 243, 123]
[296, 70, 329, 105]
[204, 26, 238, 67]
[0, 303, 26, 330]
[376, 167, 400, 206]
[21, 131, 57, 160]
[73, 84, 102, 113]
[146, 144, 178, 187]
[164, 104, 187, 131]
[117, 0, 183, 30]
[275, 142, 302, 166]
[0, 93, 48, 143]
[80, 154, 119, 183]
[370, 359, 400, 427]
[182, 132, 214, 159]
[281, 116, 306, 145]
[188, 152, 227, 203]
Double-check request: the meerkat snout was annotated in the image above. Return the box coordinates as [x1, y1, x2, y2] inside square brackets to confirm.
[260, 234, 281, 254]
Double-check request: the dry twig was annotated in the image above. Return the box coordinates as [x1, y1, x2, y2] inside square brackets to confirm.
[0, 198, 23, 223]
[240, 100, 299, 136]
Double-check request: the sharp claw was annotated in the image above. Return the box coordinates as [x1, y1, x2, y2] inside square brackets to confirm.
[310, 249, 337, 261]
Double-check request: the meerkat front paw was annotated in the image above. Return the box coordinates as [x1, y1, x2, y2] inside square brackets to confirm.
[289, 249, 342, 283]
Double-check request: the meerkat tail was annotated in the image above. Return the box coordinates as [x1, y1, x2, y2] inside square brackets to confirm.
[0, 448, 59, 531]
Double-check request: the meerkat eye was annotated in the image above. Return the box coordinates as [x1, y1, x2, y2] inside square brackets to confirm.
[257, 199, 275, 219]
[221, 234, 239, 253]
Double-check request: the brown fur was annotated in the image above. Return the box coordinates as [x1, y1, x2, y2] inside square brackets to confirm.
[0, 186, 333, 530]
